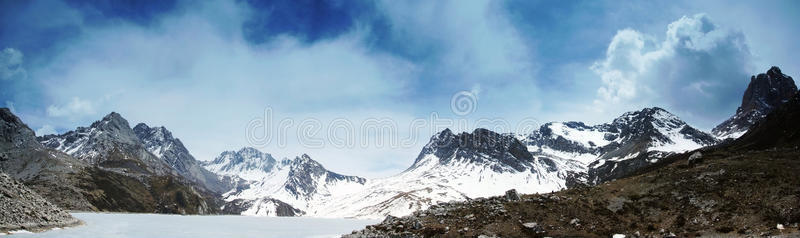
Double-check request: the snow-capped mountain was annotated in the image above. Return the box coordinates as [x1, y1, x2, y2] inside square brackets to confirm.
[134, 123, 231, 193]
[203, 147, 279, 181]
[323, 109, 716, 218]
[713, 66, 797, 139]
[38, 112, 174, 176]
[203, 149, 366, 217]
[523, 107, 717, 184]
[206, 107, 717, 218]
[311, 128, 583, 219]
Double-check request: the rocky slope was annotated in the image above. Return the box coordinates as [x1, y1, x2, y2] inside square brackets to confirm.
[0, 173, 81, 233]
[0, 108, 95, 210]
[204, 148, 366, 216]
[713, 66, 797, 139]
[134, 123, 231, 194]
[344, 91, 800, 238]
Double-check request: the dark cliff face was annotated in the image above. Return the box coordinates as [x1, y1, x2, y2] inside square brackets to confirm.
[733, 91, 800, 150]
[411, 128, 535, 173]
[713, 66, 798, 137]
[740, 67, 797, 114]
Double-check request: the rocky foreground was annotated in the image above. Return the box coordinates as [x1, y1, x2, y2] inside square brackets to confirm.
[344, 148, 800, 237]
[0, 173, 81, 233]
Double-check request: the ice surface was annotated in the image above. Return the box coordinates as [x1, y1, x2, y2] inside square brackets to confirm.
[13, 212, 379, 238]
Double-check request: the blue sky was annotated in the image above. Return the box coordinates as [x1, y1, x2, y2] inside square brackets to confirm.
[1, 0, 799, 178]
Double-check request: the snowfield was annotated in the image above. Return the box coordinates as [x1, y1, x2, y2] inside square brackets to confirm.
[11, 213, 379, 238]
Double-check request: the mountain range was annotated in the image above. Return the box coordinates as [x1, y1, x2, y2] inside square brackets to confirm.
[345, 74, 800, 238]
[0, 66, 796, 220]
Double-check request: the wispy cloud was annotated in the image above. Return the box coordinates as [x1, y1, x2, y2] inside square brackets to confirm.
[46, 97, 97, 118]
[0, 48, 26, 81]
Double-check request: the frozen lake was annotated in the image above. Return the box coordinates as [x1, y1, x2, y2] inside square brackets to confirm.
[9, 213, 379, 238]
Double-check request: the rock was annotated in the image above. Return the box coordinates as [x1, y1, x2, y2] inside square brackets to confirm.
[522, 222, 545, 234]
[505, 189, 521, 201]
[607, 196, 629, 213]
[569, 218, 580, 226]
[688, 151, 703, 165]
[413, 220, 422, 230]
[383, 215, 397, 224]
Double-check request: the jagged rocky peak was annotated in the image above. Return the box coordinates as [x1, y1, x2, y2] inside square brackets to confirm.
[85, 112, 138, 140]
[412, 128, 533, 172]
[133, 123, 174, 144]
[741, 66, 797, 113]
[36, 112, 176, 176]
[287, 154, 366, 184]
[38, 111, 140, 148]
[133, 122, 187, 161]
[133, 122, 231, 194]
[283, 154, 367, 198]
[713, 66, 798, 138]
[204, 147, 278, 177]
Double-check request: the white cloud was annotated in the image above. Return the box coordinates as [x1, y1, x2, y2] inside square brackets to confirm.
[0, 48, 26, 81]
[35, 125, 57, 136]
[591, 14, 753, 127]
[46, 97, 96, 118]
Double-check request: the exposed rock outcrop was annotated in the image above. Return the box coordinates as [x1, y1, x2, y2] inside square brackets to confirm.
[713, 66, 797, 138]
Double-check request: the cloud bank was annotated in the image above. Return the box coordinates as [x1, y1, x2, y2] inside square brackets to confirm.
[592, 14, 753, 125]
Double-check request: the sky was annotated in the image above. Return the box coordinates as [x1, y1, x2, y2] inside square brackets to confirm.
[1, 0, 799, 178]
